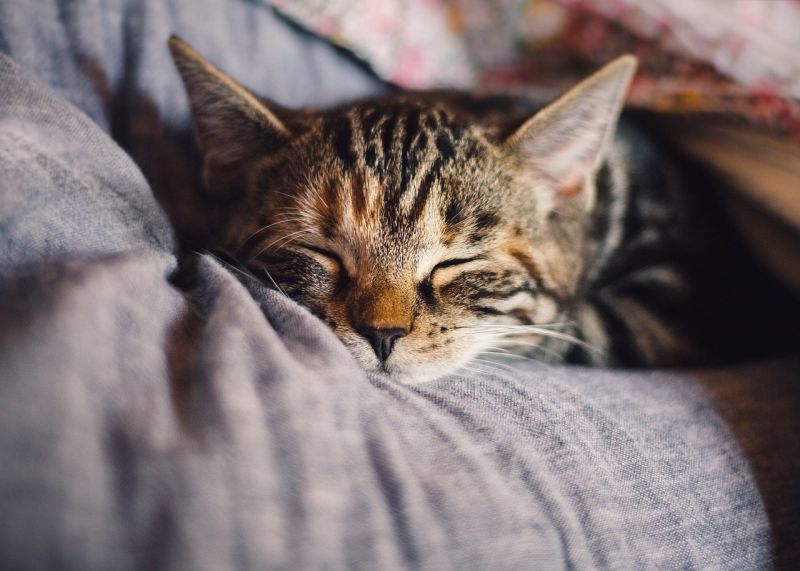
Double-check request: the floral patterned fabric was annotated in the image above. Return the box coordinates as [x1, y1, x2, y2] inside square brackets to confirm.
[267, 0, 800, 138]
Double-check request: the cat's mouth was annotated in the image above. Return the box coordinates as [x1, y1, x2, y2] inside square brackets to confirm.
[345, 339, 471, 384]
[332, 318, 502, 383]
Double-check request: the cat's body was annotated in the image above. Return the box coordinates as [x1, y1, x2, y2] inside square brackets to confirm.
[169, 37, 797, 383]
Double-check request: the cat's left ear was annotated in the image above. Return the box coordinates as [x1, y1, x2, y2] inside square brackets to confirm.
[169, 35, 292, 172]
[504, 56, 637, 207]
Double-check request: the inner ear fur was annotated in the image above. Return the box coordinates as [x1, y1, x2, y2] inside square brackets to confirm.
[504, 55, 637, 205]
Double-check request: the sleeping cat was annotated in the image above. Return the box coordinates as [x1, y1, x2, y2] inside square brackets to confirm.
[168, 36, 797, 383]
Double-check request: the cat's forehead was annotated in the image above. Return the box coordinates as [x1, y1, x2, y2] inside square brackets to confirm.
[296, 98, 507, 240]
[268, 101, 513, 273]
[313, 98, 499, 197]
[316, 96, 479, 162]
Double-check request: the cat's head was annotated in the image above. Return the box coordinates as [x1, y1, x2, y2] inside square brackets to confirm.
[170, 36, 635, 383]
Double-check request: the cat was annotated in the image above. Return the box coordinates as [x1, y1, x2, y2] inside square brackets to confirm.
[168, 35, 798, 384]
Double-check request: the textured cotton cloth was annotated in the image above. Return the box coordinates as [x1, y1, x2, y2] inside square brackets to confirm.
[0, 1, 798, 569]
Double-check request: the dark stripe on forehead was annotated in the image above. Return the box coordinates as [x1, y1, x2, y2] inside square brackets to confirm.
[399, 108, 421, 195]
[237, 229, 274, 261]
[435, 132, 455, 161]
[380, 112, 398, 168]
[365, 144, 378, 168]
[414, 131, 429, 156]
[320, 177, 340, 238]
[350, 169, 367, 219]
[330, 115, 356, 168]
[360, 107, 382, 136]
[383, 108, 433, 226]
[424, 113, 437, 130]
[408, 158, 441, 222]
[449, 121, 464, 142]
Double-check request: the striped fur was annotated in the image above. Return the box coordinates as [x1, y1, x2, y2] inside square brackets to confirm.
[171, 37, 797, 383]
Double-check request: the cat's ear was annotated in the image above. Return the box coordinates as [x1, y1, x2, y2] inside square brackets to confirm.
[504, 55, 636, 206]
[169, 35, 291, 168]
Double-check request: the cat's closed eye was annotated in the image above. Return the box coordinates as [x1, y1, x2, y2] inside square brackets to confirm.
[431, 257, 481, 272]
[430, 257, 482, 284]
[297, 244, 346, 275]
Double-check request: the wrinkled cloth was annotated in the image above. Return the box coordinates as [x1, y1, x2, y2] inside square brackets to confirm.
[0, 1, 798, 569]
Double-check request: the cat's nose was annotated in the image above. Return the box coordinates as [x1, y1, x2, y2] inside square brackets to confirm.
[357, 326, 407, 362]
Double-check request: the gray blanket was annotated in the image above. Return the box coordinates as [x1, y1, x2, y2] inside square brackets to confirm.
[1, 1, 798, 569]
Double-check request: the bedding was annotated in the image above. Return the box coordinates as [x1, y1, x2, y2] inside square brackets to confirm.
[0, 1, 798, 569]
[269, 0, 800, 138]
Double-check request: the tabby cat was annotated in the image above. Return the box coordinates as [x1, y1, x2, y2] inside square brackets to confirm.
[169, 36, 796, 384]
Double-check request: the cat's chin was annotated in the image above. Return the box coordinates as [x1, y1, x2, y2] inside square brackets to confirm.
[379, 369, 446, 385]
[368, 360, 464, 385]
[344, 337, 476, 384]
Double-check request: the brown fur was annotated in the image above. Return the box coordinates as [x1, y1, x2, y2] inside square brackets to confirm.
[169, 36, 650, 382]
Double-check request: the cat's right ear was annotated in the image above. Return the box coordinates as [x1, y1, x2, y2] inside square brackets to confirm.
[169, 35, 290, 169]
[503, 56, 636, 211]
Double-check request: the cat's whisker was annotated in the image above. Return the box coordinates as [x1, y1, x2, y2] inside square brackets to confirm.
[239, 217, 308, 247]
[471, 357, 517, 373]
[463, 321, 574, 331]
[462, 328, 579, 345]
[203, 250, 265, 286]
[251, 229, 311, 261]
[477, 350, 553, 370]
[456, 321, 575, 333]
[270, 230, 312, 252]
[494, 336, 604, 359]
[299, 175, 328, 215]
[453, 363, 483, 377]
[459, 322, 603, 360]
[455, 354, 507, 376]
[239, 221, 311, 258]
[241, 226, 308, 264]
[480, 346, 512, 354]
[275, 204, 321, 216]
[272, 190, 302, 202]
[261, 268, 289, 297]
[478, 349, 528, 360]
[505, 333, 602, 355]
[492, 340, 565, 362]
[458, 362, 501, 377]
[274, 187, 325, 214]
[465, 326, 596, 351]
[213, 247, 291, 298]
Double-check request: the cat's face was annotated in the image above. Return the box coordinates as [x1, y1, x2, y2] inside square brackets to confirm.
[170, 36, 635, 382]
[225, 101, 564, 382]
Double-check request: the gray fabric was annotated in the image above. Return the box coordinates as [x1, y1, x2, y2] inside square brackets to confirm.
[0, 1, 797, 569]
[0, 0, 388, 244]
